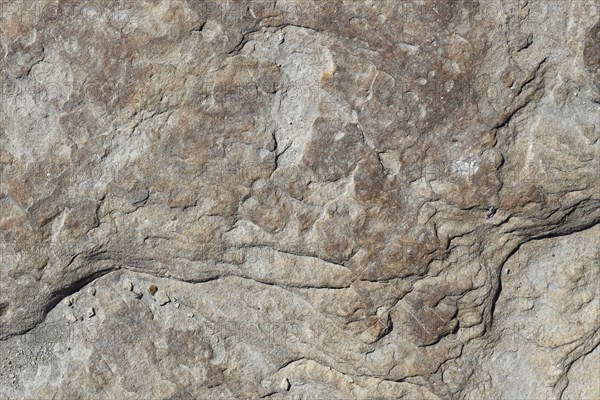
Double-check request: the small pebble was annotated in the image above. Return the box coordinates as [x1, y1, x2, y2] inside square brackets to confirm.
[155, 290, 170, 306]
[87, 307, 95, 318]
[63, 311, 77, 323]
[148, 285, 158, 296]
[63, 297, 73, 307]
[88, 287, 96, 296]
[188, 313, 194, 318]
[281, 378, 291, 391]
[175, 303, 180, 308]
[133, 291, 143, 299]
[122, 280, 133, 291]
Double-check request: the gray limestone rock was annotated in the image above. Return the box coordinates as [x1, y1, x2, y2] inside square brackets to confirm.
[0, 0, 598, 399]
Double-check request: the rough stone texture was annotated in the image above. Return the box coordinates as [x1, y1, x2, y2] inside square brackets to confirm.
[0, 0, 598, 399]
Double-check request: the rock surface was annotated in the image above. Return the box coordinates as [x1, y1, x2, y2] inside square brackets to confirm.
[0, 1, 598, 399]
